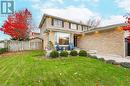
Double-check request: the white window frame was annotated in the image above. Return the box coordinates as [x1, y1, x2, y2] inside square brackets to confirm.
[53, 19, 63, 27]
[55, 32, 70, 46]
[71, 23, 77, 30]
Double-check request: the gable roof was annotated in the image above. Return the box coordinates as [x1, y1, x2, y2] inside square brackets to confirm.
[39, 14, 90, 28]
[39, 14, 127, 34]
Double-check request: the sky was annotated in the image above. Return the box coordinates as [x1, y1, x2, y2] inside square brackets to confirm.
[0, 0, 130, 40]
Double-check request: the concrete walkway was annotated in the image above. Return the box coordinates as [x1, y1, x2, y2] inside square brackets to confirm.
[92, 54, 130, 63]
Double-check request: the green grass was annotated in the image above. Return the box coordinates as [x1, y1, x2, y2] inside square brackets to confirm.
[0, 51, 130, 86]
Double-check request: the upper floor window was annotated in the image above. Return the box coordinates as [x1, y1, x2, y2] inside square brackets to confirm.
[82, 26, 88, 31]
[71, 23, 77, 30]
[78, 25, 82, 31]
[82, 26, 85, 31]
[53, 19, 63, 27]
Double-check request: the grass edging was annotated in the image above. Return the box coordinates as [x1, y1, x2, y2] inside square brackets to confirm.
[87, 54, 130, 69]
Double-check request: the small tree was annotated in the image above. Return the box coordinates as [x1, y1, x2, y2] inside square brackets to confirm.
[48, 41, 54, 50]
[123, 13, 130, 42]
[85, 17, 101, 31]
[0, 9, 32, 40]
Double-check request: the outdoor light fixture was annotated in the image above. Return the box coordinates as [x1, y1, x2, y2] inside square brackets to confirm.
[116, 27, 123, 31]
[95, 31, 99, 34]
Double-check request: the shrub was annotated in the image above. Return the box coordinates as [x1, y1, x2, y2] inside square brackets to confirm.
[60, 51, 68, 57]
[79, 50, 87, 57]
[98, 58, 105, 61]
[70, 50, 78, 56]
[50, 50, 59, 58]
[106, 60, 116, 64]
[0, 48, 8, 54]
[48, 41, 54, 50]
[120, 62, 130, 68]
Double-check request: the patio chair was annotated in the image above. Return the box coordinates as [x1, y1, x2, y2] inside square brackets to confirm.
[60, 47, 64, 51]
[55, 43, 60, 51]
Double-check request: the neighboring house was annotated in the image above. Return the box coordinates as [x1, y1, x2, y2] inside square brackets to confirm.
[29, 32, 42, 43]
[0, 32, 43, 51]
[39, 14, 128, 58]
[29, 32, 40, 39]
[0, 40, 7, 48]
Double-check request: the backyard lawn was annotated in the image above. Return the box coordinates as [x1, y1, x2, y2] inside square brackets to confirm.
[0, 51, 130, 86]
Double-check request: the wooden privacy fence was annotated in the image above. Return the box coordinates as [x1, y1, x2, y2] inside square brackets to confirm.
[6, 37, 43, 51]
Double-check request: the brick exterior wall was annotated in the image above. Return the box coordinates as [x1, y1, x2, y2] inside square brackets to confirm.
[49, 31, 55, 45]
[43, 33, 49, 49]
[78, 28, 125, 57]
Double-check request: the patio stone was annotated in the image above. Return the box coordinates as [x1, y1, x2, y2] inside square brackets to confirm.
[91, 54, 130, 63]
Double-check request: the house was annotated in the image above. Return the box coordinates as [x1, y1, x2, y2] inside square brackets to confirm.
[29, 32, 42, 44]
[0, 32, 43, 51]
[0, 40, 8, 48]
[39, 14, 128, 58]
[29, 32, 40, 39]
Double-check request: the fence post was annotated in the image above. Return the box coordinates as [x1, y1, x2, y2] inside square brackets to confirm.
[22, 41, 23, 50]
[29, 40, 30, 50]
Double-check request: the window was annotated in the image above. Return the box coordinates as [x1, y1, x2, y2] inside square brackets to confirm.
[78, 25, 82, 31]
[53, 19, 63, 27]
[82, 26, 88, 31]
[55, 32, 70, 45]
[81, 26, 83, 31]
[71, 23, 77, 29]
[82, 26, 86, 31]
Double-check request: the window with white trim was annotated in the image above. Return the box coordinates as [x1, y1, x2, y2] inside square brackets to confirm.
[53, 19, 63, 27]
[71, 23, 77, 30]
[55, 32, 70, 45]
